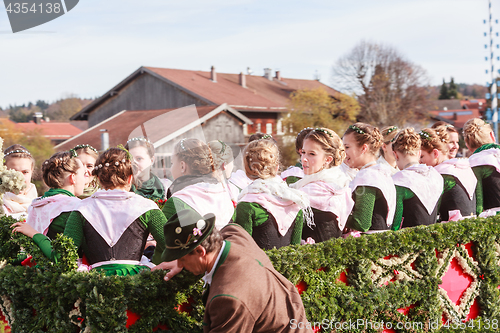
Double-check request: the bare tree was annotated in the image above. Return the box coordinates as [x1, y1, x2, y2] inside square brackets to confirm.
[332, 40, 429, 127]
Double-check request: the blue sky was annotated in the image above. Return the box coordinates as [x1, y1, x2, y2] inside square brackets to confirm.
[0, 0, 497, 107]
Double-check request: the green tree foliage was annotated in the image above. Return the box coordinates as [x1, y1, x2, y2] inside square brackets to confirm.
[439, 79, 449, 100]
[8, 105, 38, 123]
[280, 88, 359, 166]
[448, 77, 458, 99]
[35, 100, 50, 111]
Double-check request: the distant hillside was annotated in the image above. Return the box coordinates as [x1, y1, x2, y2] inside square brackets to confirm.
[1, 96, 93, 123]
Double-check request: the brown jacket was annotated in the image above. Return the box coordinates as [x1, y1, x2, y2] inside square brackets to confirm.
[203, 224, 312, 333]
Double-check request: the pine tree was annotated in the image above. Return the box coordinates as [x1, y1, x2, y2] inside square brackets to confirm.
[439, 79, 449, 100]
[448, 77, 458, 99]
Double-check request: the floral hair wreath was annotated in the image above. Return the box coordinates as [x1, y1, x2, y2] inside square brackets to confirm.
[127, 137, 153, 145]
[4, 149, 31, 157]
[384, 126, 398, 136]
[297, 127, 313, 138]
[179, 138, 187, 151]
[72, 144, 98, 154]
[69, 149, 78, 158]
[218, 140, 227, 155]
[434, 130, 447, 142]
[258, 134, 273, 141]
[313, 128, 334, 139]
[419, 130, 432, 141]
[348, 124, 381, 143]
[94, 145, 130, 170]
[349, 125, 365, 135]
[117, 144, 133, 160]
[43, 151, 76, 165]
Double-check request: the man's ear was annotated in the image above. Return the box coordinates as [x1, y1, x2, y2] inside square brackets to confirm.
[490, 131, 496, 143]
[195, 246, 207, 257]
[127, 174, 133, 185]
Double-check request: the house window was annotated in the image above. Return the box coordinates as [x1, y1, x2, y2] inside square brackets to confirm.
[277, 119, 283, 135]
[243, 124, 248, 136]
[256, 123, 261, 133]
[266, 123, 272, 134]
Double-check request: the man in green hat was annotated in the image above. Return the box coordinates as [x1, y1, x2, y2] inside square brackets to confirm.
[154, 209, 312, 332]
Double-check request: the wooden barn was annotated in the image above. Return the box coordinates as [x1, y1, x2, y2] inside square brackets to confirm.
[70, 66, 340, 138]
[58, 104, 251, 177]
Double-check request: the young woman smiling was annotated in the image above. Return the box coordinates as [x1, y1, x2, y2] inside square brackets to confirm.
[291, 128, 353, 243]
[432, 121, 460, 159]
[421, 126, 477, 221]
[343, 123, 396, 234]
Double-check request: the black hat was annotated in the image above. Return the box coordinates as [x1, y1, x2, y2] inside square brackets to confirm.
[161, 209, 216, 262]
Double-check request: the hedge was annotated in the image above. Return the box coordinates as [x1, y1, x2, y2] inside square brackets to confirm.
[1, 215, 500, 332]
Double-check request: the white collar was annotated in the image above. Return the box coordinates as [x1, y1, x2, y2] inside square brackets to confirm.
[291, 166, 350, 191]
[202, 241, 226, 287]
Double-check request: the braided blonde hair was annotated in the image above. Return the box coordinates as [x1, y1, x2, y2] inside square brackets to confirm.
[244, 139, 280, 179]
[463, 118, 494, 151]
[420, 126, 449, 155]
[344, 122, 383, 156]
[42, 151, 81, 188]
[392, 128, 421, 156]
[174, 139, 215, 175]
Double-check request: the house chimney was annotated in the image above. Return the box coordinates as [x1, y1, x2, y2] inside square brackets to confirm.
[275, 71, 281, 81]
[239, 72, 247, 88]
[100, 129, 109, 151]
[264, 68, 272, 80]
[33, 112, 43, 124]
[211, 66, 217, 82]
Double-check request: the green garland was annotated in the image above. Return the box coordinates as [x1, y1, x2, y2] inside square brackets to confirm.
[1, 216, 500, 332]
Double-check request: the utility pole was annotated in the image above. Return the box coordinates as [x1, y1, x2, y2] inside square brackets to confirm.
[485, 0, 499, 141]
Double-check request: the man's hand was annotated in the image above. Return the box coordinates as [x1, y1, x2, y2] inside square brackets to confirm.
[151, 260, 183, 281]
